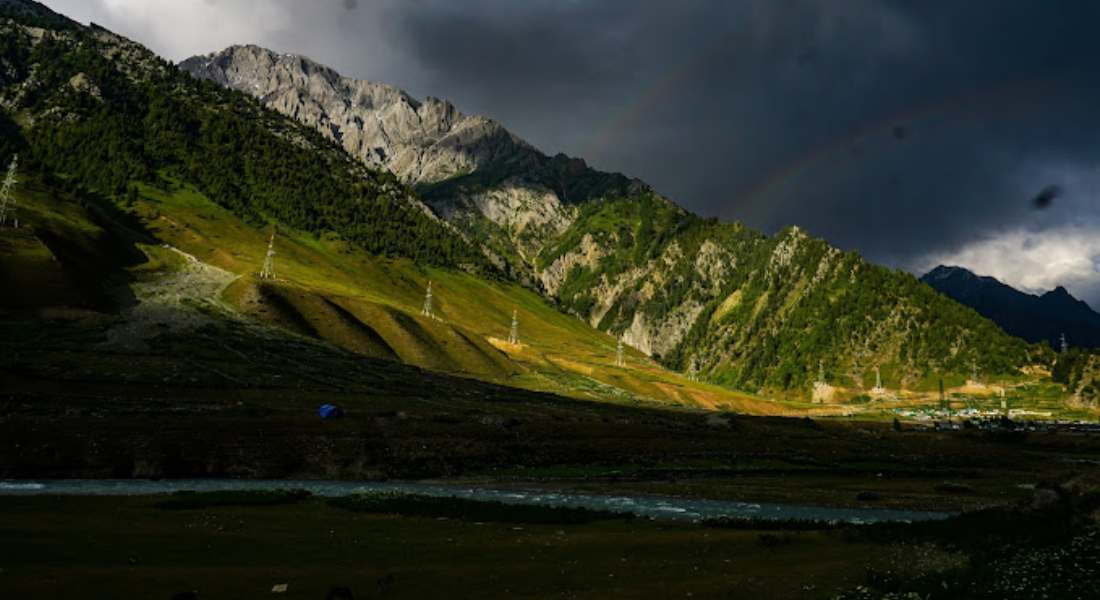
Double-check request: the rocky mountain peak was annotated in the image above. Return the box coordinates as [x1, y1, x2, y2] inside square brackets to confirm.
[180, 45, 539, 185]
[181, 44, 652, 283]
[0, 0, 71, 23]
[924, 265, 981, 283]
[923, 265, 1100, 348]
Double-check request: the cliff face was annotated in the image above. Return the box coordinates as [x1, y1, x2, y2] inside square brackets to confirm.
[183, 46, 1039, 395]
[181, 45, 540, 185]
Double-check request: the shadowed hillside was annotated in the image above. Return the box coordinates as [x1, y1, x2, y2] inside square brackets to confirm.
[923, 265, 1100, 350]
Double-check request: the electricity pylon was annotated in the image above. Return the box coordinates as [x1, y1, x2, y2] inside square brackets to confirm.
[259, 230, 276, 279]
[508, 308, 519, 345]
[615, 337, 625, 367]
[0, 155, 19, 227]
[421, 281, 434, 318]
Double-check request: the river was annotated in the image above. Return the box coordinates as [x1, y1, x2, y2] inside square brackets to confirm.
[0, 479, 953, 524]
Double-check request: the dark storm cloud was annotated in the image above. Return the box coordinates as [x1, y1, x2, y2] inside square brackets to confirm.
[375, 2, 1100, 269]
[40, 0, 1100, 303]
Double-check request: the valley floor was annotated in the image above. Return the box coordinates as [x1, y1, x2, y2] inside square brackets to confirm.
[2, 315, 1099, 598]
[2, 315, 1097, 509]
[0, 490, 1096, 599]
[0, 495, 917, 599]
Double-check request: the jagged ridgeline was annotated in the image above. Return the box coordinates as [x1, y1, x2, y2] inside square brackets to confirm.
[541, 193, 1037, 391]
[0, 3, 489, 271]
[180, 44, 650, 284]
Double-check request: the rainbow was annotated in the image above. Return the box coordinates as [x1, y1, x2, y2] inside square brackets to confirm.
[732, 78, 1059, 216]
[583, 63, 1061, 219]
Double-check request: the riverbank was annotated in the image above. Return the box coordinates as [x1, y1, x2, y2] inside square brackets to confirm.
[0, 479, 952, 524]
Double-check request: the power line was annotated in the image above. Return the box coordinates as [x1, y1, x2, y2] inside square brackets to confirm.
[421, 280, 433, 318]
[508, 308, 519, 345]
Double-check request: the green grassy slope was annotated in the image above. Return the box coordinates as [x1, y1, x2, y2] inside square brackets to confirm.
[0, 173, 147, 310]
[0, 161, 812, 412]
[126, 178, 801, 412]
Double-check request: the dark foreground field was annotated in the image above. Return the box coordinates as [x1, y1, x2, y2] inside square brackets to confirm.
[0, 494, 867, 599]
[0, 489, 1097, 599]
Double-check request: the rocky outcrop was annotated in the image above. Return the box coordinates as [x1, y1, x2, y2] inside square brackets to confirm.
[539, 233, 606, 297]
[431, 178, 577, 266]
[181, 45, 540, 185]
[180, 45, 641, 278]
[623, 299, 706, 358]
[67, 72, 99, 98]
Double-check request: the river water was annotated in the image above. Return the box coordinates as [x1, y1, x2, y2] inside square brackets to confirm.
[0, 479, 952, 524]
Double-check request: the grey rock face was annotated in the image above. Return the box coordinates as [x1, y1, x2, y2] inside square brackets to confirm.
[178, 46, 715, 362]
[181, 45, 540, 185]
[181, 45, 644, 285]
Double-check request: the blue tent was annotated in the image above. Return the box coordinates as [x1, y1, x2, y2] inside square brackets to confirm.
[318, 404, 344, 420]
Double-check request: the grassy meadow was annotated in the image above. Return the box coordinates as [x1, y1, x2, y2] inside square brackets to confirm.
[119, 176, 830, 414]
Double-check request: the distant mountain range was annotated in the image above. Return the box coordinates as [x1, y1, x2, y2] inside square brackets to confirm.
[921, 265, 1100, 349]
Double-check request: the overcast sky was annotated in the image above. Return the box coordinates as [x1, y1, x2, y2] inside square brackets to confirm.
[42, 0, 1100, 306]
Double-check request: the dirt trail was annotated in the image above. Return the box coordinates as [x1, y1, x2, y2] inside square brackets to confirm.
[101, 246, 239, 350]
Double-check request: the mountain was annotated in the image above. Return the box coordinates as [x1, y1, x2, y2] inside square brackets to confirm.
[181, 45, 650, 282]
[183, 45, 1043, 393]
[922, 266, 1100, 350]
[0, 0, 76, 29]
[1, 4, 795, 413]
[180, 45, 541, 186]
[0, 8, 489, 273]
[0, 2, 1049, 408]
